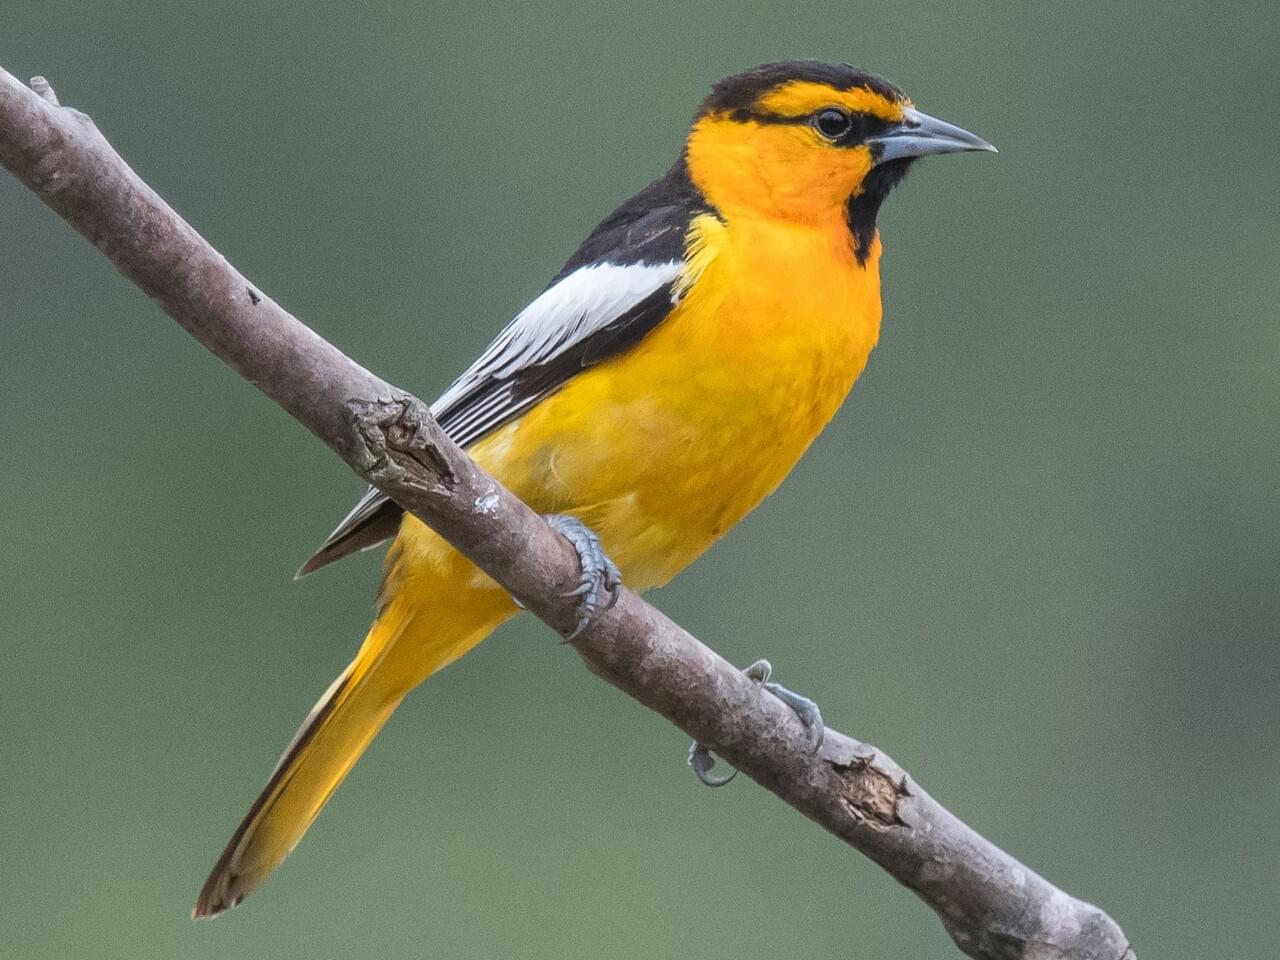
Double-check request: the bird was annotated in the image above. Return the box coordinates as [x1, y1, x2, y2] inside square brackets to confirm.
[193, 59, 995, 918]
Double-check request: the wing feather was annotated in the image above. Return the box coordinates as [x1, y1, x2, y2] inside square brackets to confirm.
[299, 166, 709, 575]
[433, 261, 681, 447]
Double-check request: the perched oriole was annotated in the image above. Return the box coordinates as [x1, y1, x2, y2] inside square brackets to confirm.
[194, 60, 994, 917]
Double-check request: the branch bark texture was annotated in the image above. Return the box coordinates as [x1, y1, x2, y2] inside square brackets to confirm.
[0, 66, 1133, 960]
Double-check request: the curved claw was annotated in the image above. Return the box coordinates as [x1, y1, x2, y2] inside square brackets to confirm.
[744, 658, 773, 684]
[543, 513, 622, 640]
[688, 740, 738, 787]
[687, 658, 826, 786]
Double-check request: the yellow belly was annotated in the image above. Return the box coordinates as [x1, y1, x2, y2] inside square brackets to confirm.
[449, 215, 884, 590]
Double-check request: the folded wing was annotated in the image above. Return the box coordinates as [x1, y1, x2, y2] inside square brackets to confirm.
[297, 190, 701, 576]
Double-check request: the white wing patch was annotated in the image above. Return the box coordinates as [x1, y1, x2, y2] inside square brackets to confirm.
[299, 258, 684, 575]
[431, 260, 682, 420]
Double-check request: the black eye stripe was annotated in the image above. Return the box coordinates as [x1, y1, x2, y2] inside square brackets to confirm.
[726, 107, 890, 145]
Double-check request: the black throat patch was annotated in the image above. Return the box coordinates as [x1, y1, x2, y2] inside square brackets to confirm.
[846, 157, 914, 264]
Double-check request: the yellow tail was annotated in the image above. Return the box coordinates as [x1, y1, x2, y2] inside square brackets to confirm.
[194, 528, 515, 918]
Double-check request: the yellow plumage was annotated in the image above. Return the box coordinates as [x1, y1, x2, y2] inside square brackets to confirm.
[195, 60, 993, 918]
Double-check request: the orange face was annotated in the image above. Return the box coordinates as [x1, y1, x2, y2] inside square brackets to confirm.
[685, 79, 910, 224]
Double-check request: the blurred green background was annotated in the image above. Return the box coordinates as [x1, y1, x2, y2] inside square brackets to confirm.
[2, 2, 1277, 957]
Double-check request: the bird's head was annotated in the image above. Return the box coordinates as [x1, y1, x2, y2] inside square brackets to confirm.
[685, 61, 995, 260]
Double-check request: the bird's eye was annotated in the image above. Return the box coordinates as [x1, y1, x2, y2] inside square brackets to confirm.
[814, 108, 852, 140]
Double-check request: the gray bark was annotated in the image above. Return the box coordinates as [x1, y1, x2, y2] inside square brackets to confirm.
[0, 66, 1133, 960]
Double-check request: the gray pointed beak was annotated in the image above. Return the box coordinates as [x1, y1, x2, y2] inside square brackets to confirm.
[869, 107, 997, 164]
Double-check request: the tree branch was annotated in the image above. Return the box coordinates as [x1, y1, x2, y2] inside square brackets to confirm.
[0, 66, 1133, 960]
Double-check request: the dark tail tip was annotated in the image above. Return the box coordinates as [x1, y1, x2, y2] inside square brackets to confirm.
[191, 882, 236, 920]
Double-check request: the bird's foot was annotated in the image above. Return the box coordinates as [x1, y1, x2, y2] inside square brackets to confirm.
[543, 513, 622, 640]
[688, 659, 824, 787]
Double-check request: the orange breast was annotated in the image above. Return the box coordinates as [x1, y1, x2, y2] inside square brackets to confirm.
[467, 212, 883, 590]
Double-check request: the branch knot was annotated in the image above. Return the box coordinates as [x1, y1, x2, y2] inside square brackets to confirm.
[833, 752, 911, 827]
[349, 396, 457, 494]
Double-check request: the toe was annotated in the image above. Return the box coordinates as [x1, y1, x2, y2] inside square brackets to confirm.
[688, 740, 738, 787]
[543, 513, 622, 640]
